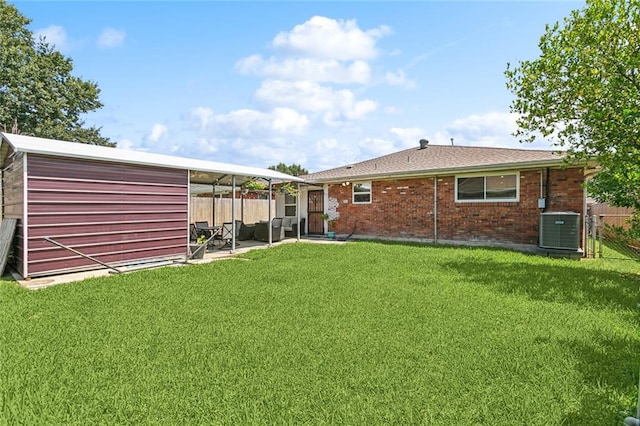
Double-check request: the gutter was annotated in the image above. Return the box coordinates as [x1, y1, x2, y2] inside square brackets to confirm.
[304, 158, 575, 185]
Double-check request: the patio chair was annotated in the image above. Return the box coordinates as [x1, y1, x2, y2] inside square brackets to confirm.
[283, 217, 306, 237]
[254, 218, 285, 242]
[195, 221, 212, 239]
[238, 222, 255, 240]
[219, 222, 241, 249]
[189, 223, 200, 242]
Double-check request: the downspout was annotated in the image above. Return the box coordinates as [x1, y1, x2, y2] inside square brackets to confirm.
[433, 176, 438, 242]
[539, 168, 544, 205]
[544, 167, 551, 212]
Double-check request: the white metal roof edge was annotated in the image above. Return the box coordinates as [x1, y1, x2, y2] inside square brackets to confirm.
[0, 133, 303, 183]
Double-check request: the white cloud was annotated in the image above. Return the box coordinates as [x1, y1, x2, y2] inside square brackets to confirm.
[194, 138, 220, 155]
[440, 112, 518, 147]
[384, 106, 403, 115]
[97, 27, 126, 49]
[216, 108, 306, 136]
[385, 70, 416, 89]
[256, 80, 337, 112]
[236, 55, 371, 84]
[191, 107, 216, 131]
[147, 124, 168, 142]
[228, 15, 407, 146]
[427, 111, 552, 149]
[390, 127, 425, 148]
[357, 137, 398, 158]
[322, 99, 377, 126]
[272, 16, 392, 61]
[190, 107, 309, 138]
[255, 80, 377, 123]
[225, 137, 309, 167]
[271, 108, 308, 134]
[162, 16, 426, 171]
[116, 138, 135, 150]
[34, 25, 71, 51]
[310, 138, 361, 171]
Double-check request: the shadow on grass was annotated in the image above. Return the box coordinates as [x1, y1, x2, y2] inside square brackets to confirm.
[441, 255, 640, 423]
[440, 256, 638, 312]
[555, 333, 640, 423]
[601, 239, 640, 262]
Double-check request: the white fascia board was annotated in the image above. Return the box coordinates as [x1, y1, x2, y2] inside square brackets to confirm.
[304, 158, 572, 184]
[0, 133, 303, 183]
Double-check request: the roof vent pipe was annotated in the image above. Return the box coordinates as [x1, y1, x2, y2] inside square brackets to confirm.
[419, 139, 429, 149]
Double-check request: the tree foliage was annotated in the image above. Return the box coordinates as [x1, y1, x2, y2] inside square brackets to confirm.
[268, 162, 308, 177]
[505, 0, 640, 214]
[0, 1, 112, 145]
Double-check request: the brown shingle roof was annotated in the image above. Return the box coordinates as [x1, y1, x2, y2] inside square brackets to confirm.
[302, 145, 567, 183]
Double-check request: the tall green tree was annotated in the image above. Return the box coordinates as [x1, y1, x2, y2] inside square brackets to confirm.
[0, 1, 112, 145]
[268, 162, 308, 177]
[505, 0, 640, 216]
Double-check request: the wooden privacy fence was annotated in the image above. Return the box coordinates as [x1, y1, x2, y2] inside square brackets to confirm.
[190, 197, 275, 225]
[585, 203, 638, 260]
[589, 203, 635, 228]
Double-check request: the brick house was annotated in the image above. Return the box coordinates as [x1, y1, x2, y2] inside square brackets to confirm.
[300, 141, 586, 252]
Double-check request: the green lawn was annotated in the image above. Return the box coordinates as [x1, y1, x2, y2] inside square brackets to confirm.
[1, 242, 638, 425]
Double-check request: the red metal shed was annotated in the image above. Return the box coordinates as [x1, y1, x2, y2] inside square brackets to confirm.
[0, 133, 301, 278]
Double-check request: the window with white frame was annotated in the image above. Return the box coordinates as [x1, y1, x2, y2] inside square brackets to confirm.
[352, 182, 372, 204]
[456, 173, 518, 202]
[284, 193, 297, 216]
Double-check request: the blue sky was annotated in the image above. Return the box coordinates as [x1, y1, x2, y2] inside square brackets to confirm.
[15, 1, 583, 173]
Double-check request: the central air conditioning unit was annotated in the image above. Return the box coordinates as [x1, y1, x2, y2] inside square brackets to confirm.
[539, 212, 581, 250]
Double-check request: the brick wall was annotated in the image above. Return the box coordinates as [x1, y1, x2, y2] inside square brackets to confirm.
[327, 167, 584, 247]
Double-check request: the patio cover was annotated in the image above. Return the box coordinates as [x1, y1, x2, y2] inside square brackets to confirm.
[0, 133, 304, 185]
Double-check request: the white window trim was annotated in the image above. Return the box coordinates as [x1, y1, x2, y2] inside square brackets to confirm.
[284, 193, 297, 216]
[454, 171, 520, 203]
[352, 181, 372, 204]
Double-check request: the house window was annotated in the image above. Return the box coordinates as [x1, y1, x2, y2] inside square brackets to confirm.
[456, 173, 518, 202]
[353, 182, 372, 204]
[284, 193, 297, 216]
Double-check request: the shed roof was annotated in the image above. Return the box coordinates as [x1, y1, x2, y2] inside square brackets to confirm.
[0, 133, 303, 185]
[302, 144, 569, 183]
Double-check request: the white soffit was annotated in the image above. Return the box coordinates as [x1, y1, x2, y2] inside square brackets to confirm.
[0, 133, 303, 184]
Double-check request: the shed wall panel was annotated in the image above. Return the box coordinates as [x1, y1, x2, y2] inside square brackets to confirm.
[25, 155, 189, 277]
[28, 212, 186, 225]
